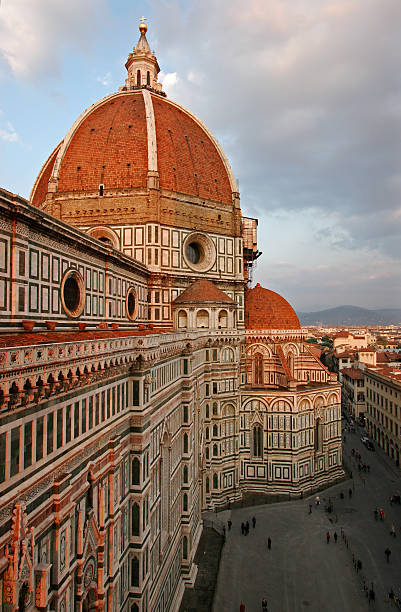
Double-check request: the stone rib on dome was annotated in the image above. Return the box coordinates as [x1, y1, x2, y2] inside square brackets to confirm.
[245, 283, 301, 330]
[31, 90, 236, 208]
[173, 279, 234, 304]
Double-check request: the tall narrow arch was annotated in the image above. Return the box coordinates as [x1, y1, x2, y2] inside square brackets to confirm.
[254, 353, 264, 385]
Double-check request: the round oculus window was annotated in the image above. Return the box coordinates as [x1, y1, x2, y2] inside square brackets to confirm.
[183, 233, 216, 272]
[126, 287, 138, 321]
[60, 270, 85, 318]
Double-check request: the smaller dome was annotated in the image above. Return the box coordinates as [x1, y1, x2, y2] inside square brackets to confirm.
[245, 284, 300, 330]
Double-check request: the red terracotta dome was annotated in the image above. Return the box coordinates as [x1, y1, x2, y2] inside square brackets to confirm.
[245, 284, 301, 330]
[31, 90, 235, 207]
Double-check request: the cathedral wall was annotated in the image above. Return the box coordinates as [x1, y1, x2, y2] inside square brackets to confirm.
[0, 190, 149, 332]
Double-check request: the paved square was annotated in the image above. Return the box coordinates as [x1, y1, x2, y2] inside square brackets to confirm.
[210, 424, 401, 611]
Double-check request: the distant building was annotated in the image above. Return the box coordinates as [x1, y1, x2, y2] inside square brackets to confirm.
[333, 330, 374, 351]
[365, 366, 401, 465]
[341, 367, 366, 418]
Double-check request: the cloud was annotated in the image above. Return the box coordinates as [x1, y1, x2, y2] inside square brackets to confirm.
[159, 71, 178, 94]
[97, 72, 112, 86]
[0, 120, 18, 142]
[0, 0, 106, 79]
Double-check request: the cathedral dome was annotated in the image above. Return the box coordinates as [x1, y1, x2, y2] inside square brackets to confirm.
[245, 283, 301, 330]
[31, 91, 236, 208]
[30, 22, 237, 212]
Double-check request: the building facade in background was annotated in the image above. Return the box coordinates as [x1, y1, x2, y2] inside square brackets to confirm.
[0, 22, 342, 612]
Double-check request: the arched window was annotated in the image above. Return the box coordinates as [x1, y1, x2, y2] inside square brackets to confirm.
[253, 425, 262, 457]
[183, 536, 188, 559]
[218, 310, 228, 328]
[205, 427, 209, 440]
[254, 353, 264, 385]
[213, 473, 218, 489]
[213, 444, 218, 457]
[136, 70, 141, 86]
[183, 493, 188, 511]
[183, 433, 188, 453]
[206, 446, 209, 459]
[132, 457, 140, 485]
[132, 503, 139, 536]
[146, 70, 150, 85]
[213, 424, 218, 437]
[131, 605, 139, 612]
[183, 465, 188, 483]
[213, 402, 218, 416]
[131, 556, 139, 587]
[196, 309, 209, 328]
[315, 418, 323, 452]
[205, 404, 210, 418]
[178, 310, 188, 328]
[206, 476, 210, 493]
[222, 348, 234, 362]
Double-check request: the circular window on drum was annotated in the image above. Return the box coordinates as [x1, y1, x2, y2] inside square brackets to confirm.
[126, 286, 138, 321]
[183, 232, 216, 272]
[60, 270, 85, 318]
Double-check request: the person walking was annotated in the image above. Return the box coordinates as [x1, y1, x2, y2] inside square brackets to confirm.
[228, 519, 232, 531]
[267, 537, 272, 550]
[262, 598, 268, 611]
[245, 520, 249, 535]
[385, 547, 391, 563]
[390, 524, 396, 537]
[334, 532, 338, 543]
[241, 522, 245, 535]
[252, 516, 256, 528]
[326, 531, 330, 544]
[240, 603, 245, 612]
[348, 488, 353, 498]
[309, 504, 312, 514]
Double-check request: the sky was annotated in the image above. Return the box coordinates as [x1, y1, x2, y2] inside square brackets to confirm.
[0, 0, 400, 312]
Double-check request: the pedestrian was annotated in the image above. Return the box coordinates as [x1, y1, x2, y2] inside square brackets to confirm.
[390, 524, 396, 537]
[326, 531, 330, 544]
[252, 516, 256, 528]
[309, 504, 312, 514]
[379, 509, 385, 521]
[334, 532, 338, 543]
[340, 491, 344, 499]
[267, 537, 271, 550]
[228, 519, 232, 531]
[385, 547, 391, 563]
[348, 488, 352, 498]
[245, 520, 249, 535]
[241, 522, 245, 535]
[357, 559, 362, 572]
[368, 588, 375, 604]
[240, 603, 245, 612]
[262, 598, 268, 611]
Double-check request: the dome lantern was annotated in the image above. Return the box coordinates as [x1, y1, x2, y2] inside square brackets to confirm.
[121, 18, 164, 94]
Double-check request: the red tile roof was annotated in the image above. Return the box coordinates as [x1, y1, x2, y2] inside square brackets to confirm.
[341, 367, 364, 380]
[173, 280, 234, 304]
[245, 284, 300, 330]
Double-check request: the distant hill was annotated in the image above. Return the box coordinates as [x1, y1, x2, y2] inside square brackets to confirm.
[298, 305, 401, 326]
